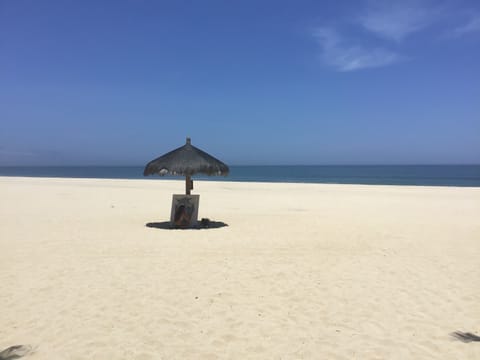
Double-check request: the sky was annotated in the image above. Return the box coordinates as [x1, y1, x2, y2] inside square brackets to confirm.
[0, 0, 479, 165]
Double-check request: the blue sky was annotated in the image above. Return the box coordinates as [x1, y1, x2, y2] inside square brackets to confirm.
[1, 0, 479, 165]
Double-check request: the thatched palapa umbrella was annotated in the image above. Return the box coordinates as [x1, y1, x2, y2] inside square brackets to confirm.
[143, 137, 229, 194]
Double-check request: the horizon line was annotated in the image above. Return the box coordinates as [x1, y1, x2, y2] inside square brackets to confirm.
[1, 164, 479, 167]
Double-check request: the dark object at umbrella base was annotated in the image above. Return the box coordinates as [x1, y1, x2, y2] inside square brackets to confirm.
[173, 218, 213, 229]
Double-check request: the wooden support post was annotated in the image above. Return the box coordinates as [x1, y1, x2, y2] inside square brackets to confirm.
[185, 175, 193, 195]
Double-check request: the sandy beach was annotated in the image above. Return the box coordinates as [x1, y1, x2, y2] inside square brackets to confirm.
[0, 176, 479, 359]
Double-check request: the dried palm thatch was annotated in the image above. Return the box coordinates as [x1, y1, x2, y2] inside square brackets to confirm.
[143, 137, 229, 194]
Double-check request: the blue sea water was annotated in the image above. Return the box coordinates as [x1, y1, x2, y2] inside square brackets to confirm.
[0, 165, 479, 187]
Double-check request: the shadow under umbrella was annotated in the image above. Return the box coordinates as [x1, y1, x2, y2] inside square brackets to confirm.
[146, 218, 228, 230]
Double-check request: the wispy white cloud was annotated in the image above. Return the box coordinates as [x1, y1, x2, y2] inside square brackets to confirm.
[449, 14, 480, 37]
[312, 1, 479, 71]
[358, 1, 444, 41]
[314, 27, 401, 71]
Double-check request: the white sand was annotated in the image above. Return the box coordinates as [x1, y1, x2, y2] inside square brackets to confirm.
[0, 177, 479, 359]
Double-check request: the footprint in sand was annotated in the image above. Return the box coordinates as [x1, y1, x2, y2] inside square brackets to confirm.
[0, 345, 32, 360]
[451, 331, 480, 343]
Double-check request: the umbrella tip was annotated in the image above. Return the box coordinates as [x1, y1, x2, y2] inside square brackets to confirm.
[186, 137, 191, 144]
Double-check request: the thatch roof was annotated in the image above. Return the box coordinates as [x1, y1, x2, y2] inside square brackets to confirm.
[143, 138, 229, 177]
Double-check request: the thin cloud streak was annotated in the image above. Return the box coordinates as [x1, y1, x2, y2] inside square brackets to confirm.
[359, 1, 443, 41]
[314, 27, 401, 71]
[450, 14, 480, 37]
[311, 1, 461, 71]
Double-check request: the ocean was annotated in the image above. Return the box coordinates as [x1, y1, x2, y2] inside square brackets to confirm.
[0, 165, 479, 187]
